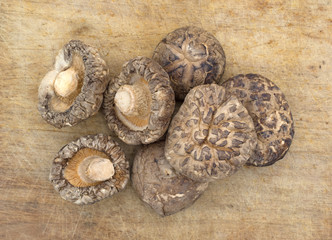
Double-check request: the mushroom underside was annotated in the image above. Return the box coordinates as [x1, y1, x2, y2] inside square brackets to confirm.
[103, 56, 175, 145]
[49, 134, 129, 205]
[38, 40, 109, 128]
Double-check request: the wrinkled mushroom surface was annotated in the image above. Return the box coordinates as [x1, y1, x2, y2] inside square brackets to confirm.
[221, 74, 294, 166]
[165, 84, 257, 182]
[49, 134, 129, 205]
[153, 26, 226, 100]
[132, 141, 208, 216]
[103, 56, 175, 145]
[38, 40, 109, 128]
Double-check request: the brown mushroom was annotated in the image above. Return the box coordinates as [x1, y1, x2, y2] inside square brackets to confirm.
[221, 74, 295, 166]
[103, 56, 175, 145]
[165, 84, 257, 182]
[49, 134, 129, 205]
[132, 141, 208, 216]
[152, 26, 226, 100]
[38, 40, 109, 128]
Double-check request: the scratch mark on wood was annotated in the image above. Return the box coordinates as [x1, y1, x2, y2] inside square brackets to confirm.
[71, 207, 84, 239]
[42, 205, 57, 235]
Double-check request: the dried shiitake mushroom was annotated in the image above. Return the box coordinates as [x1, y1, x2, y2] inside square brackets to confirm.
[132, 141, 208, 216]
[153, 26, 226, 100]
[103, 56, 175, 145]
[49, 134, 129, 205]
[221, 74, 295, 166]
[165, 84, 257, 182]
[38, 40, 109, 128]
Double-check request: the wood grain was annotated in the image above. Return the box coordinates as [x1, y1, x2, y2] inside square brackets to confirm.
[0, 0, 331, 239]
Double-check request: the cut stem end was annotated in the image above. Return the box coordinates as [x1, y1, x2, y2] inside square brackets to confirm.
[86, 157, 115, 182]
[114, 78, 151, 118]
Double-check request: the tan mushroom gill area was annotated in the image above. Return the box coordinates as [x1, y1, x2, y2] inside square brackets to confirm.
[114, 77, 152, 131]
[64, 148, 114, 187]
[50, 54, 85, 112]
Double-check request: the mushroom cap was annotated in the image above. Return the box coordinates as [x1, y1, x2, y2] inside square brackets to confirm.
[103, 56, 175, 145]
[49, 134, 129, 205]
[221, 74, 295, 166]
[38, 40, 109, 128]
[132, 141, 208, 216]
[152, 26, 226, 100]
[165, 84, 257, 182]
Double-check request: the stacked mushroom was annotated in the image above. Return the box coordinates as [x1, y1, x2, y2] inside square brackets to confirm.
[39, 27, 294, 214]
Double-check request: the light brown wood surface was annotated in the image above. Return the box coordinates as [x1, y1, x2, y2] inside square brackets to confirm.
[0, 0, 331, 239]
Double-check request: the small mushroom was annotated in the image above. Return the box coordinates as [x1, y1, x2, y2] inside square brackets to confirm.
[152, 26, 226, 100]
[165, 84, 257, 182]
[221, 74, 295, 166]
[132, 141, 209, 216]
[103, 56, 175, 145]
[38, 40, 109, 128]
[49, 134, 129, 205]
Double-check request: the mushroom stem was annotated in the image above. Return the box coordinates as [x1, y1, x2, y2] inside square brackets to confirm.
[78, 156, 114, 184]
[54, 67, 79, 97]
[114, 79, 151, 117]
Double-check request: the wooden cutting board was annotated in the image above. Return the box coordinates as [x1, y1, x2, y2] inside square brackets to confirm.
[0, 0, 331, 239]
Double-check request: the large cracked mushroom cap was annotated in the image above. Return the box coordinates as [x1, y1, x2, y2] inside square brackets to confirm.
[153, 26, 226, 100]
[49, 134, 129, 205]
[165, 84, 257, 182]
[221, 74, 295, 166]
[38, 40, 109, 128]
[132, 141, 208, 216]
[103, 56, 175, 145]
